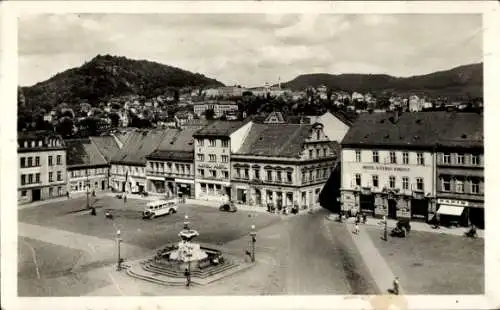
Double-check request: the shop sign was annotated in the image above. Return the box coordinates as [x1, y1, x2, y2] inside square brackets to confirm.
[362, 165, 410, 172]
[437, 199, 469, 207]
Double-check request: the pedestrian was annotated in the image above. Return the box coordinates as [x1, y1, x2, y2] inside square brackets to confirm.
[353, 223, 360, 235]
[362, 212, 367, 224]
[66, 191, 70, 200]
[124, 195, 127, 203]
[393, 277, 400, 295]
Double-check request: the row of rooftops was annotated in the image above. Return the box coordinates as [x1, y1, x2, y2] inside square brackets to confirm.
[18, 111, 483, 168]
[341, 111, 483, 150]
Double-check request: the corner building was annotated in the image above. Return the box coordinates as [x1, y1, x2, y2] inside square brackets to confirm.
[18, 131, 68, 203]
[193, 121, 252, 202]
[231, 122, 337, 210]
[340, 112, 443, 221]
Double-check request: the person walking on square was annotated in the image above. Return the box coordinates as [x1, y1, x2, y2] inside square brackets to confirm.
[353, 223, 360, 235]
[393, 277, 400, 295]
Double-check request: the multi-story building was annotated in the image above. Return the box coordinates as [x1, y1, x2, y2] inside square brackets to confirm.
[230, 122, 337, 210]
[435, 113, 484, 228]
[110, 130, 166, 193]
[193, 120, 252, 201]
[18, 131, 67, 203]
[145, 128, 199, 198]
[65, 136, 120, 194]
[340, 112, 439, 221]
[193, 101, 239, 119]
[306, 111, 352, 143]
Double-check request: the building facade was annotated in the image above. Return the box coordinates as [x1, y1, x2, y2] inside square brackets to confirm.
[340, 111, 484, 224]
[434, 113, 484, 228]
[193, 121, 252, 202]
[18, 132, 68, 203]
[110, 130, 166, 193]
[230, 122, 337, 210]
[145, 128, 198, 198]
[340, 148, 435, 221]
[65, 138, 112, 195]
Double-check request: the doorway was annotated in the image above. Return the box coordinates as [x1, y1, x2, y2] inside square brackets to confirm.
[32, 189, 41, 201]
[101, 180, 106, 190]
[388, 199, 397, 219]
[359, 194, 375, 215]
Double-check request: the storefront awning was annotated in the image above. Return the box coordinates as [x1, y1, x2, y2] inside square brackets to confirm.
[437, 205, 464, 216]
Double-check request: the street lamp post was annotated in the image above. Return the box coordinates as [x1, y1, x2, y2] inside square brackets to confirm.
[116, 230, 122, 271]
[383, 217, 388, 241]
[186, 251, 192, 287]
[250, 224, 256, 263]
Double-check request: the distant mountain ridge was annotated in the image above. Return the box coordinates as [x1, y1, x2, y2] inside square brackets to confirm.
[20, 54, 225, 110]
[281, 63, 483, 99]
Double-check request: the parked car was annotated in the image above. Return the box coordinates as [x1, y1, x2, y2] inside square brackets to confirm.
[219, 202, 237, 213]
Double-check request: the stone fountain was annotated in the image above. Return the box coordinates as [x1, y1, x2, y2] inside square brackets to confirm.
[127, 215, 253, 286]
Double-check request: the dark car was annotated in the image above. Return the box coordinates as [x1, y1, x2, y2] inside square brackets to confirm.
[219, 203, 237, 213]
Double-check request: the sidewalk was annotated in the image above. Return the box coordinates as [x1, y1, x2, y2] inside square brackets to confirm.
[18, 191, 110, 210]
[185, 198, 321, 217]
[329, 214, 484, 238]
[346, 222, 403, 295]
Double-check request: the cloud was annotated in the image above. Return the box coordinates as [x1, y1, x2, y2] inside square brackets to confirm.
[18, 13, 482, 87]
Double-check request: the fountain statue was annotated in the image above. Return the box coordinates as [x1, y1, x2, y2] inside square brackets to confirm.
[154, 215, 221, 271]
[168, 216, 208, 264]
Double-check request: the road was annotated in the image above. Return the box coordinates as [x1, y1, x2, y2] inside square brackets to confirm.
[18, 197, 377, 296]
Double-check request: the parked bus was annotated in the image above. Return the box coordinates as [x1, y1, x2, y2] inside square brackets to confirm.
[142, 199, 178, 219]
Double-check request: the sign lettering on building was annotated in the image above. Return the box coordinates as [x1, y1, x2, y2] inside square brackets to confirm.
[362, 165, 410, 172]
[437, 199, 469, 207]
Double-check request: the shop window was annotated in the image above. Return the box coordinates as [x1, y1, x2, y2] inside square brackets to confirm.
[21, 190, 27, 197]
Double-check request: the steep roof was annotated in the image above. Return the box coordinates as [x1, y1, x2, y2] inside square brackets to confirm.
[341, 111, 483, 149]
[235, 123, 313, 158]
[194, 120, 246, 137]
[111, 130, 167, 165]
[90, 135, 120, 162]
[147, 127, 197, 161]
[65, 138, 108, 168]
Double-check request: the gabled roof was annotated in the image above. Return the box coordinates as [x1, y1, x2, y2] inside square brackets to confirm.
[264, 111, 286, 124]
[111, 130, 167, 165]
[235, 123, 313, 158]
[65, 138, 108, 168]
[90, 135, 120, 162]
[341, 111, 483, 149]
[147, 127, 198, 161]
[194, 120, 247, 137]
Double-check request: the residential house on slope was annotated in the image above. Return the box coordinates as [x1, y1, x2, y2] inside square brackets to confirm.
[306, 111, 352, 143]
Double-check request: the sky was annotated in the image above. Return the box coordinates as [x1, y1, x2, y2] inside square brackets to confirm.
[18, 14, 483, 87]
